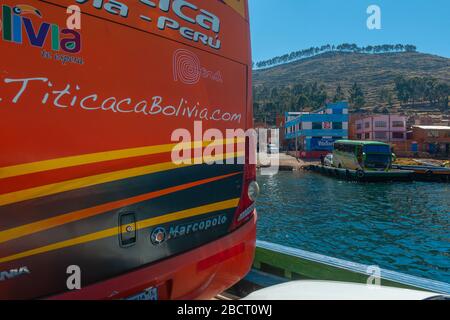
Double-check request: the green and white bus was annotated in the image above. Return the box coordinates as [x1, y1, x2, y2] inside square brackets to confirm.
[333, 140, 395, 171]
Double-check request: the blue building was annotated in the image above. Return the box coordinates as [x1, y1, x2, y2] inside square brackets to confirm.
[285, 102, 349, 158]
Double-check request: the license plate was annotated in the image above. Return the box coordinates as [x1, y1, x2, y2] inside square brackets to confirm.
[126, 287, 158, 301]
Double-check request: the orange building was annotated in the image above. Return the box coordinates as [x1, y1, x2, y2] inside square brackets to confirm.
[348, 114, 364, 140]
[411, 126, 450, 157]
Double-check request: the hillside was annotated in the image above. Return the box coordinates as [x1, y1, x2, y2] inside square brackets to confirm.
[252, 51, 450, 116]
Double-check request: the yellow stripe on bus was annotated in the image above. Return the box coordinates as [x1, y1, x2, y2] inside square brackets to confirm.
[0, 198, 240, 264]
[0, 151, 244, 207]
[0, 138, 244, 180]
[0, 172, 242, 244]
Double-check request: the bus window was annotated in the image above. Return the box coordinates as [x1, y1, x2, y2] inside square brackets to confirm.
[364, 154, 391, 169]
[363, 145, 392, 169]
[364, 145, 391, 154]
[344, 144, 355, 153]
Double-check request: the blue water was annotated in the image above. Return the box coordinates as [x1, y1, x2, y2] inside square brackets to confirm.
[256, 171, 450, 283]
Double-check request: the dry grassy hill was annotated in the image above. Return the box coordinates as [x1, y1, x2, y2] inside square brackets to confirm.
[252, 51, 450, 110]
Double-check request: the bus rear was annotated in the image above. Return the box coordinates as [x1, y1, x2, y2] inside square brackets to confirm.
[334, 141, 394, 171]
[362, 143, 394, 170]
[0, 0, 256, 300]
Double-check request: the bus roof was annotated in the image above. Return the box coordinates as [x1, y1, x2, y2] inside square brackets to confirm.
[335, 140, 390, 146]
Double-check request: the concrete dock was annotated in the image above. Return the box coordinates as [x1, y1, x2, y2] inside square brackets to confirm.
[304, 164, 414, 182]
[257, 153, 306, 171]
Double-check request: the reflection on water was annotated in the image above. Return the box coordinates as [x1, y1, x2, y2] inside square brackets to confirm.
[256, 171, 450, 283]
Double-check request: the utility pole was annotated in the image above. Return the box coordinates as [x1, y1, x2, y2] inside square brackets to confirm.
[388, 114, 391, 143]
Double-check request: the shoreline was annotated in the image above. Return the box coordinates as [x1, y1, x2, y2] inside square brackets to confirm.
[257, 152, 319, 171]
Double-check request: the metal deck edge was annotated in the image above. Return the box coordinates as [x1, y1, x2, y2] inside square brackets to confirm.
[256, 240, 450, 295]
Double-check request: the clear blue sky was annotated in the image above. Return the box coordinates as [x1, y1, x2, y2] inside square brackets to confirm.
[249, 0, 450, 62]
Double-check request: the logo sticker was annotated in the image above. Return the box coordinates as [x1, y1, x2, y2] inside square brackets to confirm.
[173, 49, 223, 85]
[1, 4, 84, 64]
[150, 215, 228, 246]
[0, 266, 31, 282]
[150, 227, 167, 245]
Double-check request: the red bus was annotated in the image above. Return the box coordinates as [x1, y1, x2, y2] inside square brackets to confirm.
[0, 0, 256, 300]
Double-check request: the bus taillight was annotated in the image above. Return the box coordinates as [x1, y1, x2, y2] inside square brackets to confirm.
[230, 137, 259, 231]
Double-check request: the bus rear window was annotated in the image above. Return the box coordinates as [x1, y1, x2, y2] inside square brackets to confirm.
[364, 145, 391, 154]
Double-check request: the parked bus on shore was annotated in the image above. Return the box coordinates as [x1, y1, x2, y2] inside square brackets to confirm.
[332, 140, 395, 172]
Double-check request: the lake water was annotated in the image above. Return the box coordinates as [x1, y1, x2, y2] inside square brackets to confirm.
[256, 171, 450, 283]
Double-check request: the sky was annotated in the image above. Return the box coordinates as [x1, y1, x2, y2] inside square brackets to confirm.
[248, 0, 450, 62]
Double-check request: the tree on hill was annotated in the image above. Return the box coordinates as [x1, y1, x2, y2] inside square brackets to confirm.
[377, 88, 394, 106]
[333, 84, 346, 102]
[394, 76, 449, 109]
[435, 83, 450, 111]
[252, 74, 449, 125]
[296, 94, 309, 112]
[348, 82, 365, 110]
[252, 81, 329, 125]
[394, 76, 411, 104]
[254, 43, 418, 69]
